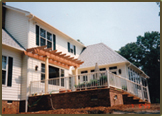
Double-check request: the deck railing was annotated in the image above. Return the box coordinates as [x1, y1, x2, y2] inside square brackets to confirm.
[29, 70, 150, 103]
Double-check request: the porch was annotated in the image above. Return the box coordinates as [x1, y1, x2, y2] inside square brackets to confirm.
[29, 70, 151, 103]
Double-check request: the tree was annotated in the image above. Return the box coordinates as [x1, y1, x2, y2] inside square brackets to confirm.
[118, 31, 160, 103]
[77, 39, 84, 44]
[117, 42, 143, 68]
[156, 2, 160, 16]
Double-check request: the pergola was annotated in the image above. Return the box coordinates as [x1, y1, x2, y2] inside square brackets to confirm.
[24, 45, 84, 93]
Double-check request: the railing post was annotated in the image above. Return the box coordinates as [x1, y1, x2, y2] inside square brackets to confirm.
[140, 76, 144, 100]
[45, 56, 49, 94]
[106, 70, 110, 88]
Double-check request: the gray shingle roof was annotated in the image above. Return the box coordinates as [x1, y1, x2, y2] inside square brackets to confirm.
[2, 29, 25, 51]
[78, 43, 128, 69]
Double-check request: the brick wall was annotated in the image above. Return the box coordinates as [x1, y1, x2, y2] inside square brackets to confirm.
[28, 88, 111, 112]
[2, 100, 20, 114]
[28, 88, 124, 112]
[109, 88, 123, 106]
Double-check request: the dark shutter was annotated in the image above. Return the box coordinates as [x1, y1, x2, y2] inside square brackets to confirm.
[74, 45, 76, 55]
[7, 57, 13, 87]
[68, 42, 70, 52]
[36, 25, 39, 46]
[53, 34, 56, 50]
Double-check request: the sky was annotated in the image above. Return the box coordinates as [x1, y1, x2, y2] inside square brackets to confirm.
[6, 2, 160, 51]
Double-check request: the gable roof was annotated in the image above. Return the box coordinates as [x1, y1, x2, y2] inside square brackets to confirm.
[3, 4, 86, 47]
[78, 43, 128, 69]
[2, 29, 25, 51]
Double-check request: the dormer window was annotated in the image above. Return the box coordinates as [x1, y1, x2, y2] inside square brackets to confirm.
[68, 42, 76, 55]
[36, 25, 56, 50]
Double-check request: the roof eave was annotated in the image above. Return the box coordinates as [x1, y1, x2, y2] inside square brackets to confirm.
[2, 43, 24, 52]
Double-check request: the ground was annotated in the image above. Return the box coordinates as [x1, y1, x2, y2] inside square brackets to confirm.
[19, 104, 160, 114]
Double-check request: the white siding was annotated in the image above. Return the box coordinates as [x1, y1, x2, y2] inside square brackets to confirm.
[2, 45, 22, 101]
[28, 21, 84, 59]
[20, 55, 28, 100]
[5, 8, 28, 49]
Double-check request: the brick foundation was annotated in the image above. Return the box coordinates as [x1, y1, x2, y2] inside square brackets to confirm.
[28, 88, 124, 112]
[109, 88, 123, 106]
[2, 100, 20, 114]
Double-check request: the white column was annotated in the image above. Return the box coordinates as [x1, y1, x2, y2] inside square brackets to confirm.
[75, 67, 78, 86]
[106, 69, 110, 88]
[45, 56, 49, 94]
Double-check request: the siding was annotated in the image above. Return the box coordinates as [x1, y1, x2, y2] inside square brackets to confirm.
[5, 8, 28, 49]
[20, 55, 28, 100]
[28, 21, 84, 59]
[2, 45, 22, 101]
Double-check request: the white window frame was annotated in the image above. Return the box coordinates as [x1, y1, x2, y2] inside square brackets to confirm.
[2, 55, 8, 86]
[39, 27, 53, 49]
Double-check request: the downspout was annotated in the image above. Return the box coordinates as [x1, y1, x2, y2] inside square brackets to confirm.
[25, 13, 34, 113]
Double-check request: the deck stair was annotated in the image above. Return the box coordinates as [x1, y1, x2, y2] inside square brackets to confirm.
[109, 86, 150, 104]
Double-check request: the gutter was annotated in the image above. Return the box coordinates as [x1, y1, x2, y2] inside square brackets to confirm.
[28, 14, 34, 21]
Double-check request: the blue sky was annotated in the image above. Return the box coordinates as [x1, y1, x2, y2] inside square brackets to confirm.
[7, 2, 160, 50]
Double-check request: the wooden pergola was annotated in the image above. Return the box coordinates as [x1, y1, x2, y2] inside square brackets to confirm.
[24, 45, 84, 93]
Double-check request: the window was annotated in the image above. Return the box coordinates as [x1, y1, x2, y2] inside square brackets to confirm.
[100, 68, 106, 71]
[2, 56, 7, 85]
[91, 70, 95, 72]
[2, 56, 13, 86]
[61, 69, 64, 77]
[81, 71, 88, 74]
[83, 76, 88, 82]
[41, 63, 60, 80]
[36, 25, 56, 50]
[41, 64, 45, 80]
[109, 66, 117, 70]
[109, 66, 117, 75]
[67, 42, 76, 55]
[61, 78, 64, 86]
[7, 101, 12, 104]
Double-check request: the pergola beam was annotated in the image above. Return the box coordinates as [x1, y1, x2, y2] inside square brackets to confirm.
[24, 47, 84, 69]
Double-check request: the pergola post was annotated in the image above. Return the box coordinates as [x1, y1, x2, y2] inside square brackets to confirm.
[45, 56, 49, 94]
[75, 67, 78, 86]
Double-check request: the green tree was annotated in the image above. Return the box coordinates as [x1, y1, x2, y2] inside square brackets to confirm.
[77, 39, 84, 44]
[117, 42, 143, 68]
[118, 31, 160, 103]
[156, 2, 160, 16]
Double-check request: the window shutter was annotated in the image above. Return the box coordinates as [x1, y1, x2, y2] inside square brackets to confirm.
[7, 57, 13, 87]
[74, 45, 76, 55]
[53, 34, 56, 50]
[68, 42, 70, 52]
[36, 25, 39, 46]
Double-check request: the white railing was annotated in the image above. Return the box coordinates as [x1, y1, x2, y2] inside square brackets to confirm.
[108, 70, 150, 102]
[75, 71, 107, 90]
[29, 70, 150, 103]
[30, 76, 75, 95]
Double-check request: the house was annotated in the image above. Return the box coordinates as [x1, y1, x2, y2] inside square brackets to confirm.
[2, 3, 151, 114]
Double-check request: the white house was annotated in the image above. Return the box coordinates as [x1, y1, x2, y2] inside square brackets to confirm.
[2, 3, 151, 114]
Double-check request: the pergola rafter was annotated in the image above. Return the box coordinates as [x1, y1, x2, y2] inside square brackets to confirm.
[24, 45, 84, 69]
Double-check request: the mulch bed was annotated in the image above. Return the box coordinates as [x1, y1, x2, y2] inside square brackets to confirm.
[19, 104, 160, 114]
